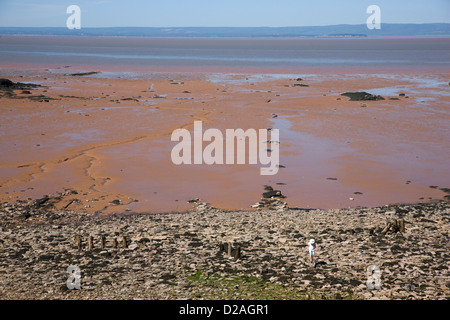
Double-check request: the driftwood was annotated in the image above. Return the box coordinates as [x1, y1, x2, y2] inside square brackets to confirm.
[381, 218, 406, 234]
[64, 199, 77, 209]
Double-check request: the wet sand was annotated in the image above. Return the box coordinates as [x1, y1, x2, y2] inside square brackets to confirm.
[0, 64, 449, 214]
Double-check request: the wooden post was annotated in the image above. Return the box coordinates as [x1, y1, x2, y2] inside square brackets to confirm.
[75, 235, 82, 251]
[234, 245, 241, 260]
[381, 221, 391, 234]
[101, 236, 106, 249]
[88, 235, 93, 250]
[113, 238, 118, 249]
[381, 219, 405, 235]
[122, 236, 128, 248]
[227, 242, 232, 257]
[398, 219, 405, 233]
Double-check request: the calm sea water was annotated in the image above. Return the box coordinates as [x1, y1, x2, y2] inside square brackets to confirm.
[0, 36, 449, 72]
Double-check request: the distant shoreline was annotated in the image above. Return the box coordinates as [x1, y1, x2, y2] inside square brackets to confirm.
[1, 34, 450, 40]
[0, 23, 449, 38]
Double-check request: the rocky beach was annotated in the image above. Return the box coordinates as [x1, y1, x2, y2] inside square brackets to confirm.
[0, 196, 448, 300]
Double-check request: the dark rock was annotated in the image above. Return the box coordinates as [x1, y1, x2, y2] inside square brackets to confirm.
[349, 279, 362, 286]
[69, 72, 99, 76]
[341, 91, 385, 101]
[391, 245, 405, 254]
[314, 261, 327, 268]
[34, 196, 50, 209]
[188, 241, 203, 247]
[439, 187, 450, 194]
[0, 78, 40, 91]
[292, 83, 309, 87]
[21, 210, 31, 219]
[262, 190, 282, 198]
[0, 78, 15, 88]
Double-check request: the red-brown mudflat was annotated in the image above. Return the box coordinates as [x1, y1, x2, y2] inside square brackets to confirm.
[0, 62, 449, 214]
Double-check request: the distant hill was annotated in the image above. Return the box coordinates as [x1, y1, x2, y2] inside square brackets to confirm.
[0, 23, 449, 38]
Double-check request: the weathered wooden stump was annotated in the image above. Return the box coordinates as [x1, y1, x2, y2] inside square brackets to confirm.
[234, 245, 241, 260]
[219, 242, 242, 260]
[75, 235, 82, 251]
[88, 235, 94, 250]
[139, 238, 150, 248]
[101, 236, 106, 249]
[398, 218, 405, 233]
[381, 218, 406, 234]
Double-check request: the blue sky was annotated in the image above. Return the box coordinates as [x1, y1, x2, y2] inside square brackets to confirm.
[0, 0, 449, 27]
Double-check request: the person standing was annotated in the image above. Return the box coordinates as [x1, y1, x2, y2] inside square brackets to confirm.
[308, 239, 317, 264]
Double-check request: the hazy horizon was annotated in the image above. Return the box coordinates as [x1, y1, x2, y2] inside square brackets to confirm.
[1, 22, 450, 28]
[0, 0, 449, 28]
[1, 23, 449, 38]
